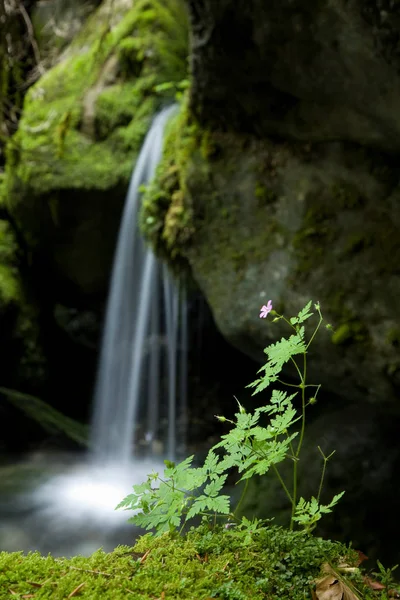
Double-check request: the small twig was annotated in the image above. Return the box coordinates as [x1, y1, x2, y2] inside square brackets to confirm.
[18, 1, 45, 75]
[68, 582, 86, 598]
[26, 581, 44, 588]
[140, 549, 151, 564]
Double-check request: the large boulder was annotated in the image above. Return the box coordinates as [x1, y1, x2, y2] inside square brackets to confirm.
[143, 109, 400, 406]
[187, 0, 400, 151]
[143, 0, 400, 407]
[4, 0, 188, 302]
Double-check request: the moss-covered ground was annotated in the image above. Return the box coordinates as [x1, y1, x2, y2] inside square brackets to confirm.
[0, 524, 390, 599]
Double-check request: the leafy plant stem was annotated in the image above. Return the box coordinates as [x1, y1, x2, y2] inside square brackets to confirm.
[306, 311, 323, 350]
[233, 478, 249, 518]
[277, 379, 301, 389]
[290, 462, 297, 531]
[290, 356, 303, 381]
[117, 300, 345, 536]
[317, 447, 335, 503]
[272, 464, 293, 505]
[291, 352, 307, 529]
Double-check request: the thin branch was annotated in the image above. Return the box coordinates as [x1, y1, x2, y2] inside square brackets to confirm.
[18, 1, 45, 75]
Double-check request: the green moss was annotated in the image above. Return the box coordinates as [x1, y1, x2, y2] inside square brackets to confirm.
[0, 172, 6, 208]
[0, 524, 381, 599]
[0, 220, 45, 381]
[141, 114, 289, 285]
[140, 99, 198, 274]
[254, 182, 278, 205]
[331, 320, 368, 345]
[199, 129, 219, 160]
[342, 232, 372, 255]
[385, 328, 400, 348]
[292, 178, 368, 275]
[0, 220, 21, 305]
[331, 181, 365, 209]
[331, 323, 352, 345]
[4, 0, 189, 244]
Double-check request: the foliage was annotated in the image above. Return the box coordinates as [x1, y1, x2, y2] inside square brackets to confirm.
[117, 301, 344, 535]
[0, 387, 88, 446]
[372, 561, 399, 597]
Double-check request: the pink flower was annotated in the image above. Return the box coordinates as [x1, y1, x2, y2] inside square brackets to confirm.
[260, 300, 273, 318]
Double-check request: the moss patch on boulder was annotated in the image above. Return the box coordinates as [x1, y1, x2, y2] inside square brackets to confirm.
[4, 0, 188, 296]
[140, 100, 197, 275]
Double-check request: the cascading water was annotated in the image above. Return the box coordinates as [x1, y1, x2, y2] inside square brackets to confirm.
[90, 104, 187, 464]
[0, 106, 189, 557]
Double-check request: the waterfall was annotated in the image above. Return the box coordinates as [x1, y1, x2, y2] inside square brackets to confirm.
[90, 105, 187, 464]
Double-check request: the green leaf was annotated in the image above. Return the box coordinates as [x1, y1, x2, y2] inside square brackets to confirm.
[186, 494, 230, 520]
[154, 81, 176, 92]
[203, 474, 228, 497]
[265, 330, 306, 369]
[250, 331, 306, 396]
[326, 491, 345, 509]
[115, 494, 137, 510]
[296, 301, 314, 324]
[269, 407, 300, 434]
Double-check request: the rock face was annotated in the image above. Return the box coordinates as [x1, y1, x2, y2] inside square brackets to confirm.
[180, 132, 400, 407]
[159, 0, 400, 408]
[188, 0, 400, 151]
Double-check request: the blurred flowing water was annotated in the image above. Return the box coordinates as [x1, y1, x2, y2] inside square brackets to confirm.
[0, 105, 188, 557]
[90, 103, 187, 463]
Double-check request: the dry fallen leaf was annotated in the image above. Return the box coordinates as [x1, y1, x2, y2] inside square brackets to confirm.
[315, 575, 343, 600]
[363, 575, 385, 591]
[355, 551, 368, 566]
[315, 563, 360, 600]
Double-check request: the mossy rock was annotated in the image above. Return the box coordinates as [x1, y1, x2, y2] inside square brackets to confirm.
[4, 0, 188, 297]
[0, 524, 385, 599]
[0, 219, 45, 388]
[144, 118, 400, 412]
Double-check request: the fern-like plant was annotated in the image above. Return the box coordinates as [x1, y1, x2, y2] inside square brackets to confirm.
[116, 301, 344, 536]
